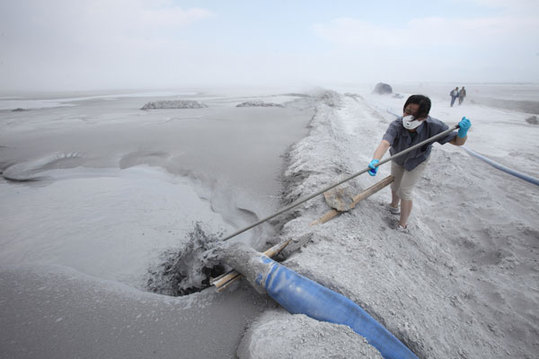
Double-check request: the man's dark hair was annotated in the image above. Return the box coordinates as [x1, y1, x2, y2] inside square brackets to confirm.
[403, 95, 431, 119]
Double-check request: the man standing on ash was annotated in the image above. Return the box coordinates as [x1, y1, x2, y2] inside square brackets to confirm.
[367, 95, 471, 232]
[458, 86, 467, 105]
[450, 87, 459, 107]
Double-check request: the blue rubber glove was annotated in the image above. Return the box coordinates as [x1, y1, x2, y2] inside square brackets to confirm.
[457, 116, 471, 138]
[368, 159, 379, 176]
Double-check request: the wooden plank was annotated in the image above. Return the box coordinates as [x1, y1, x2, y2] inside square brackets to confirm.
[351, 175, 394, 208]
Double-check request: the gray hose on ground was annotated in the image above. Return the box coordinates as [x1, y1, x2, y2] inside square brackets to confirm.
[462, 146, 539, 186]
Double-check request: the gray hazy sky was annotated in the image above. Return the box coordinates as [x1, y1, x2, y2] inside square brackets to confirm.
[1, 0, 538, 92]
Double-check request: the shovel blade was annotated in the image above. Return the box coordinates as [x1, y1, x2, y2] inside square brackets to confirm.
[323, 185, 355, 212]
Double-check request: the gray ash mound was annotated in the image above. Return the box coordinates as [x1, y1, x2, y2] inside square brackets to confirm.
[236, 100, 284, 108]
[147, 222, 226, 296]
[525, 115, 538, 124]
[372, 82, 393, 95]
[141, 100, 208, 110]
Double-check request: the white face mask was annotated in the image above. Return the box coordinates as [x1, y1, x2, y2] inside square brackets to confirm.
[402, 115, 422, 130]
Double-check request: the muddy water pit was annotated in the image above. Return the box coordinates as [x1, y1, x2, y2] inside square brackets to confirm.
[146, 222, 231, 296]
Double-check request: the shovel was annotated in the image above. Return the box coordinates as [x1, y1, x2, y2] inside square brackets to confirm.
[219, 124, 459, 242]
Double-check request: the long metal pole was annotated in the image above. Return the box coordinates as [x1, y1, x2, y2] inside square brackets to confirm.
[221, 124, 459, 241]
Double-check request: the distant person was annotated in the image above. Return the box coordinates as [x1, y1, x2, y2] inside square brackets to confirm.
[450, 87, 459, 107]
[458, 86, 467, 105]
[367, 94, 471, 232]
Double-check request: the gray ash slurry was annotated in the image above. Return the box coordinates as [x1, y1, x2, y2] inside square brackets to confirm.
[0, 92, 315, 358]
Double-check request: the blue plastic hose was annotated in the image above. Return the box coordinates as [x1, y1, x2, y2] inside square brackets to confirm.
[258, 255, 418, 359]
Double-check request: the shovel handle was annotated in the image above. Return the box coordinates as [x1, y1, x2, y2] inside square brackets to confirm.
[221, 124, 459, 242]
